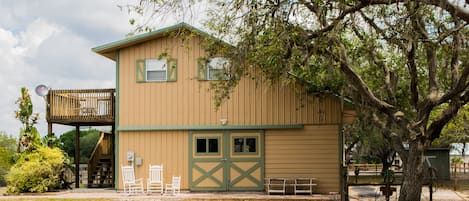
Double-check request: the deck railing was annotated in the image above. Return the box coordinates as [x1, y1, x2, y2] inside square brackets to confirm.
[47, 89, 115, 125]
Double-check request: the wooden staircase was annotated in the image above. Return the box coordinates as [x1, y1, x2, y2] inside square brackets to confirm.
[87, 132, 114, 188]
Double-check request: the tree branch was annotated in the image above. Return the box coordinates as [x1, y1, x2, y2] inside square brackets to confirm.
[407, 41, 420, 108]
[359, 11, 407, 50]
[428, 92, 469, 141]
[422, 0, 469, 23]
[371, 113, 408, 162]
[352, 26, 397, 104]
[305, 0, 397, 39]
[436, 22, 468, 44]
[425, 43, 439, 100]
[333, 39, 395, 112]
[438, 62, 469, 105]
[450, 25, 461, 89]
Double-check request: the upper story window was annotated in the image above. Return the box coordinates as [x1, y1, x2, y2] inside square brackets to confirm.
[197, 57, 230, 80]
[207, 57, 229, 80]
[146, 59, 167, 81]
[136, 58, 177, 82]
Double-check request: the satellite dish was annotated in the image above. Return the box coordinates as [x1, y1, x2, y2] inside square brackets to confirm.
[35, 84, 50, 97]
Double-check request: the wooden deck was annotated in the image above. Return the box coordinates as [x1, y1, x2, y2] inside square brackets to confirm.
[47, 89, 115, 126]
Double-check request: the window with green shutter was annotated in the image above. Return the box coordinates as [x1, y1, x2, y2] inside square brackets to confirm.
[197, 57, 230, 81]
[197, 58, 208, 80]
[136, 59, 146, 82]
[135, 58, 177, 82]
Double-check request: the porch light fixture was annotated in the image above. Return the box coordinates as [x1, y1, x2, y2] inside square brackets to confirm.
[220, 118, 228, 125]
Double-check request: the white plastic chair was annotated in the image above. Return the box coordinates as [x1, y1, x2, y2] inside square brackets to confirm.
[165, 176, 181, 195]
[147, 164, 164, 194]
[121, 165, 144, 195]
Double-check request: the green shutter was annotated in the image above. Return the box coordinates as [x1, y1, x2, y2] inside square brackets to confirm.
[136, 59, 146, 82]
[167, 58, 177, 82]
[197, 58, 208, 80]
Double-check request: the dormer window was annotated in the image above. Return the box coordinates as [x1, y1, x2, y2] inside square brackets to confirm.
[146, 59, 167, 81]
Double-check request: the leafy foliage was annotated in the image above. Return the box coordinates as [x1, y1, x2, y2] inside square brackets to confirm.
[432, 104, 469, 151]
[346, 116, 395, 167]
[58, 129, 100, 163]
[6, 147, 70, 193]
[7, 87, 72, 193]
[0, 132, 17, 186]
[127, 1, 469, 200]
[15, 87, 41, 152]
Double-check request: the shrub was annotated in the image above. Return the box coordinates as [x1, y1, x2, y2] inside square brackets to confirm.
[0, 132, 16, 186]
[6, 147, 68, 193]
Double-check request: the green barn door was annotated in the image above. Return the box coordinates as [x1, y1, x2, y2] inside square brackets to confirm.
[189, 132, 227, 191]
[228, 132, 264, 191]
[189, 131, 264, 191]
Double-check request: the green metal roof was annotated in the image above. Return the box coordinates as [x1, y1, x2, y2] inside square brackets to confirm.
[92, 22, 214, 60]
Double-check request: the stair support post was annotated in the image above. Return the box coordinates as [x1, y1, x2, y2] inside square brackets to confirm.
[75, 125, 80, 188]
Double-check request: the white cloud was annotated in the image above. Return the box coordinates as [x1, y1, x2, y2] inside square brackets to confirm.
[16, 19, 61, 57]
[0, 0, 129, 138]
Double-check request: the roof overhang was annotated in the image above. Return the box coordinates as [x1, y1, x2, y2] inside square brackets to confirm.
[92, 22, 217, 60]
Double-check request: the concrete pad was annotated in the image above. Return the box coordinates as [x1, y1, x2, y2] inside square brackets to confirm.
[349, 185, 465, 201]
[0, 189, 340, 200]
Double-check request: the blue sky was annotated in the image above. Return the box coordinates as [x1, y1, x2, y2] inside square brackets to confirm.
[0, 0, 135, 137]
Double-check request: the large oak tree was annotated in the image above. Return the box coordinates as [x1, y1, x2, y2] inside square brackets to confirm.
[128, 1, 469, 200]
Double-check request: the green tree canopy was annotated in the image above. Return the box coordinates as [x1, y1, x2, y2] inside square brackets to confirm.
[128, 1, 469, 200]
[58, 129, 100, 163]
[0, 132, 17, 186]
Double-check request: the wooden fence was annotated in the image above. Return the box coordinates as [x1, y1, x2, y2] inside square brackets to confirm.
[451, 163, 469, 173]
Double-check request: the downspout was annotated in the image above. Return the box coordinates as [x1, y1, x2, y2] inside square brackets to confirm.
[339, 89, 347, 201]
[114, 50, 120, 189]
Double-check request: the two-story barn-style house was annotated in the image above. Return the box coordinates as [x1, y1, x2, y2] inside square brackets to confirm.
[91, 23, 354, 193]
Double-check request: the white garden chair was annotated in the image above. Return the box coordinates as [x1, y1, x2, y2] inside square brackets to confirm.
[165, 176, 181, 195]
[147, 164, 164, 194]
[121, 165, 144, 195]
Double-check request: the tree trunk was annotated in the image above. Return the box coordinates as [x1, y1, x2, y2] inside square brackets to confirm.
[399, 140, 425, 201]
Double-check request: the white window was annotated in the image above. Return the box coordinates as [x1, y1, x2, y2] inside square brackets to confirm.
[146, 59, 167, 81]
[207, 57, 229, 80]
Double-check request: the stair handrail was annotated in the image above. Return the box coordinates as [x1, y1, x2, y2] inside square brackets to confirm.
[88, 132, 112, 186]
[90, 132, 106, 160]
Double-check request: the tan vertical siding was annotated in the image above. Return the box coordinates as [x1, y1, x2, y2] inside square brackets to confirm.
[118, 36, 343, 128]
[265, 125, 340, 193]
[118, 131, 189, 190]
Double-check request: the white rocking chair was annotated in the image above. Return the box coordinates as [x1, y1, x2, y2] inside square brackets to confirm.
[121, 165, 144, 195]
[147, 164, 164, 194]
[165, 176, 181, 195]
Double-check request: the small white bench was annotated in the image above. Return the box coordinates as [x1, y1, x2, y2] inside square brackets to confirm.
[294, 178, 317, 195]
[265, 178, 286, 195]
[265, 177, 317, 195]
